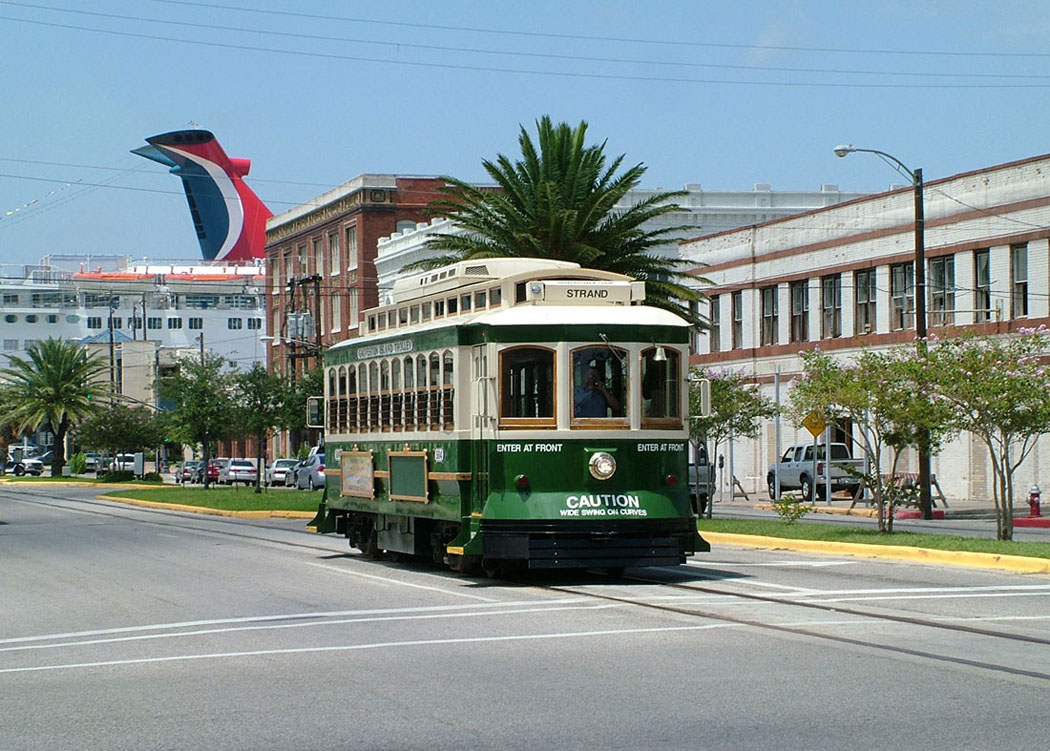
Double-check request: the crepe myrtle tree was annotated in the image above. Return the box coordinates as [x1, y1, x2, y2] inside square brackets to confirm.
[925, 328, 1050, 540]
[790, 347, 955, 533]
[689, 368, 777, 514]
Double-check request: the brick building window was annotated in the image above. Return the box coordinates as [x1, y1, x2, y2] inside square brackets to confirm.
[731, 291, 742, 349]
[890, 262, 914, 330]
[760, 285, 778, 346]
[789, 281, 808, 343]
[820, 274, 841, 339]
[974, 249, 991, 321]
[855, 270, 876, 335]
[929, 256, 955, 327]
[709, 295, 720, 352]
[1012, 243, 1028, 318]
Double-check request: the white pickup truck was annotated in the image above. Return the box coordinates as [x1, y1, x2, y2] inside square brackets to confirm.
[767, 442, 864, 501]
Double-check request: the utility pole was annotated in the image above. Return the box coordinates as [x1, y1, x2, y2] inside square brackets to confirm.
[108, 289, 117, 393]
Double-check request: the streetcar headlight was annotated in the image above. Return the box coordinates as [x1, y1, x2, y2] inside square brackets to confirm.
[588, 452, 617, 480]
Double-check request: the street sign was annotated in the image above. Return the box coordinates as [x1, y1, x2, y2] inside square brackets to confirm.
[803, 411, 826, 438]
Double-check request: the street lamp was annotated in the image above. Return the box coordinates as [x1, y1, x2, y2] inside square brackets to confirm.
[834, 144, 933, 520]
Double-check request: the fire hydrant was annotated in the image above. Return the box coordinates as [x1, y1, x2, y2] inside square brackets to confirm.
[1029, 485, 1042, 518]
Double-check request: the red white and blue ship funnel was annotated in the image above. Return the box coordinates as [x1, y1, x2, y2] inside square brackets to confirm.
[133, 130, 271, 262]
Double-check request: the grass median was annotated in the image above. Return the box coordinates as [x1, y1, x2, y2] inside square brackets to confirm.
[104, 485, 323, 513]
[699, 518, 1050, 560]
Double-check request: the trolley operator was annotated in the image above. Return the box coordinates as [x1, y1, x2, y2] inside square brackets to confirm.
[575, 367, 620, 417]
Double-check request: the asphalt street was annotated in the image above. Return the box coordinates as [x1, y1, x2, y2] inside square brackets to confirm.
[2, 483, 1049, 750]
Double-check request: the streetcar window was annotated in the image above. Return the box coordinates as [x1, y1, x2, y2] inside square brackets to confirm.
[399, 307, 408, 325]
[571, 346, 627, 421]
[422, 302, 432, 321]
[490, 287, 502, 305]
[416, 355, 428, 427]
[475, 291, 487, 309]
[403, 356, 416, 431]
[410, 306, 420, 324]
[435, 299, 445, 317]
[429, 353, 442, 430]
[460, 294, 471, 311]
[381, 360, 392, 430]
[447, 297, 458, 315]
[368, 315, 377, 332]
[515, 282, 527, 303]
[442, 351, 455, 429]
[500, 346, 555, 423]
[376, 313, 386, 331]
[641, 347, 681, 423]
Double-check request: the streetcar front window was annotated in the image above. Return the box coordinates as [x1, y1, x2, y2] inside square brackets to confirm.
[572, 346, 627, 422]
[500, 346, 555, 426]
[641, 347, 683, 428]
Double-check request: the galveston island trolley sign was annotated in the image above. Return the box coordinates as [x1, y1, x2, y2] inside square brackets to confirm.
[355, 339, 414, 360]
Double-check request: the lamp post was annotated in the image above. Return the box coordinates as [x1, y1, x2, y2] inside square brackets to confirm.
[834, 145, 932, 520]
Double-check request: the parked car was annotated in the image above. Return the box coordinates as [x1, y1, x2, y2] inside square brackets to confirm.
[294, 453, 326, 490]
[4, 457, 44, 476]
[265, 458, 299, 487]
[205, 458, 230, 484]
[96, 453, 140, 476]
[768, 442, 865, 501]
[82, 452, 101, 472]
[178, 461, 201, 484]
[221, 458, 258, 486]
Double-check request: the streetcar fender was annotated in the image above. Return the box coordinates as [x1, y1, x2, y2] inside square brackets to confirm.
[446, 515, 484, 556]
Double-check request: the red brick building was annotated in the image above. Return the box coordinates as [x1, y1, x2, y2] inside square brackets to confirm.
[264, 175, 447, 454]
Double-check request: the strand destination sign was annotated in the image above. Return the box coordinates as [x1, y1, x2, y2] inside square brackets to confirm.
[527, 280, 641, 305]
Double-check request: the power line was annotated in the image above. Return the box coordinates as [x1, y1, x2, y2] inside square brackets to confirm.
[4, 1, 1048, 81]
[147, 0, 1050, 60]
[3, 12, 1049, 89]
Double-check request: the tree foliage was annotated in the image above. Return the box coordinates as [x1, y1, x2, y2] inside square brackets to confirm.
[790, 347, 956, 532]
[689, 368, 777, 451]
[418, 116, 706, 325]
[0, 337, 106, 474]
[926, 329, 1050, 539]
[77, 403, 166, 459]
[231, 364, 291, 492]
[159, 353, 235, 487]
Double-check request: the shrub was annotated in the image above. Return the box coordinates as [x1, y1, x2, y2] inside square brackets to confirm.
[68, 452, 88, 475]
[772, 493, 813, 524]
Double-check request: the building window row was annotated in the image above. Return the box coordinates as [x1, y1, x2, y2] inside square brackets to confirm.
[709, 245, 1029, 351]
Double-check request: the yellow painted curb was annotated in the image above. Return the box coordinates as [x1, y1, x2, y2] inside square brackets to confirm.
[96, 494, 315, 520]
[702, 531, 1050, 574]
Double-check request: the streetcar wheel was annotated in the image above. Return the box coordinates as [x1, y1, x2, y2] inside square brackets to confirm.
[448, 553, 480, 574]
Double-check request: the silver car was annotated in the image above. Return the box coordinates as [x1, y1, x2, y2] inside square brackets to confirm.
[294, 454, 326, 490]
[265, 458, 299, 487]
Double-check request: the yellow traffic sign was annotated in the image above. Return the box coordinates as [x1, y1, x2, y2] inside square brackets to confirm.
[803, 411, 826, 438]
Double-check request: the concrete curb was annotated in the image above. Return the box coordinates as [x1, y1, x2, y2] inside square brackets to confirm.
[702, 531, 1050, 575]
[95, 494, 315, 520]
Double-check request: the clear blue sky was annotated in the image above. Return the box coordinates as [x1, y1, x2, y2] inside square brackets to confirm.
[2, 0, 1049, 265]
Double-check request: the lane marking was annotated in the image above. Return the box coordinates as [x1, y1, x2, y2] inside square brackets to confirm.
[0, 604, 621, 654]
[0, 598, 594, 646]
[300, 560, 499, 601]
[795, 591, 1050, 604]
[0, 624, 738, 675]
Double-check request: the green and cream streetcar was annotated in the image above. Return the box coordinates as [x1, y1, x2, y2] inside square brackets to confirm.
[318, 257, 708, 574]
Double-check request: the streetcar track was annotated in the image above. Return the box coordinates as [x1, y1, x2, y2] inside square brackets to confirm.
[543, 574, 1050, 683]
[8, 485, 1050, 682]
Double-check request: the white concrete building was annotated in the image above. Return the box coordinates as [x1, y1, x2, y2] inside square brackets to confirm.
[374, 184, 869, 304]
[682, 153, 1050, 504]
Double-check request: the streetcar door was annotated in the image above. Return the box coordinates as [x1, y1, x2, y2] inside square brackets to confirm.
[470, 345, 493, 512]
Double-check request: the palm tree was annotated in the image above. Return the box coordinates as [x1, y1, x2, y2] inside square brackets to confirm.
[418, 116, 706, 324]
[0, 338, 106, 475]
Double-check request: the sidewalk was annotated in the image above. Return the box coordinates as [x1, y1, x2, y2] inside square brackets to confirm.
[705, 488, 1050, 539]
